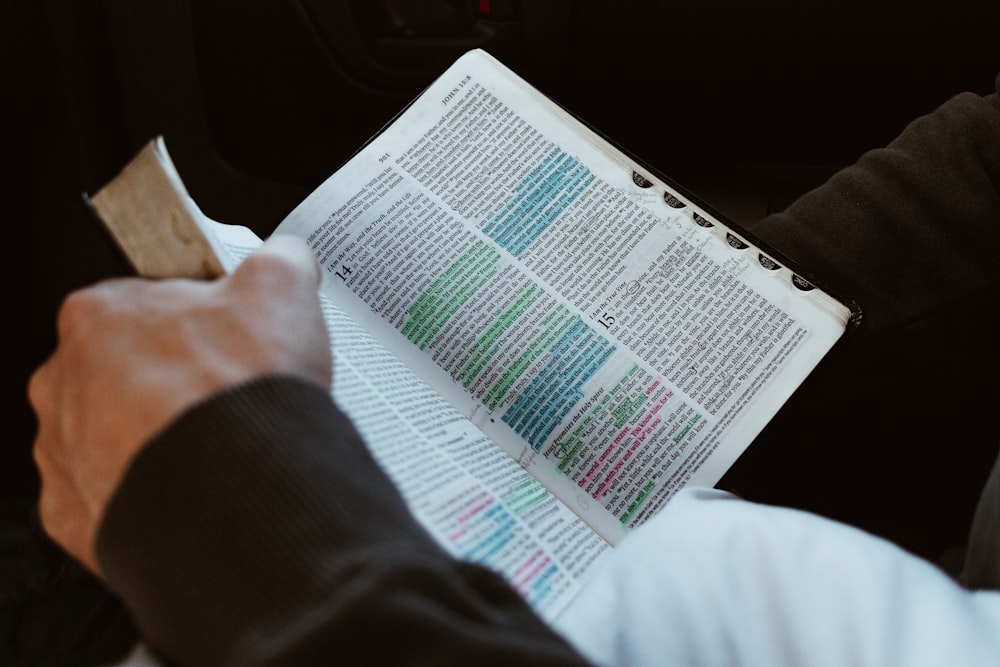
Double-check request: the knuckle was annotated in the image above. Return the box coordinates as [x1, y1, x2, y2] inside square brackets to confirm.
[26, 365, 50, 410]
[35, 489, 58, 535]
[56, 287, 104, 332]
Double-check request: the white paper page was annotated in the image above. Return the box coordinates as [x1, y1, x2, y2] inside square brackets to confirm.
[274, 49, 851, 545]
[214, 222, 611, 622]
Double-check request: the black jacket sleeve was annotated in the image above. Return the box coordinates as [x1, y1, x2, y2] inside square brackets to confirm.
[95, 375, 592, 667]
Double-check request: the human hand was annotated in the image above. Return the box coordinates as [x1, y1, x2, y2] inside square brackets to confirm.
[28, 234, 330, 575]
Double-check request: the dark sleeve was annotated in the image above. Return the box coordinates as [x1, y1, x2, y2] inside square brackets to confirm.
[720, 73, 1000, 562]
[95, 375, 591, 667]
[748, 73, 1000, 336]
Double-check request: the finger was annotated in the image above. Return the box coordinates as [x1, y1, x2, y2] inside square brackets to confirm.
[26, 359, 53, 422]
[36, 472, 100, 574]
[54, 276, 148, 334]
[235, 234, 321, 295]
[225, 234, 332, 387]
[32, 437, 97, 565]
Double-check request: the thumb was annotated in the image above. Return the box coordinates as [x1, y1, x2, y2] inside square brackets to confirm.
[232, 234, 321, 294]
[226, 233, 332, 389]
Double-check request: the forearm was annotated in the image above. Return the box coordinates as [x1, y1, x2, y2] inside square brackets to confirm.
[96, 375, 589, 666]
[750, 74, 1000, 335]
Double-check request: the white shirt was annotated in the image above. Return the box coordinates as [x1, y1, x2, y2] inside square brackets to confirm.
[555, 488, 1000, 666]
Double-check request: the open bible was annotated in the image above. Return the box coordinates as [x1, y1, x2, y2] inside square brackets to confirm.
[89, 48, 858, 623]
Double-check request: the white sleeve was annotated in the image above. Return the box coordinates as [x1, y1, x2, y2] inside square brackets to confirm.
[554, 488, 1000, 666]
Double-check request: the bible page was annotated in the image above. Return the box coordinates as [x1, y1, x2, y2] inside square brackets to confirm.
[213, 221, 611, 623]
[273, 49, 852, 545]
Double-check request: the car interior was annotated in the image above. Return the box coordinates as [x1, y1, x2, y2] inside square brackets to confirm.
[8, 1, 1000, 663]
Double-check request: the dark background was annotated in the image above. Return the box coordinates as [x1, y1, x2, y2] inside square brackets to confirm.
[6, 1, 1000, 664]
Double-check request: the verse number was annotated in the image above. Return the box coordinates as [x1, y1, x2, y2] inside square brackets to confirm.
[330, 265, 353, 281]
